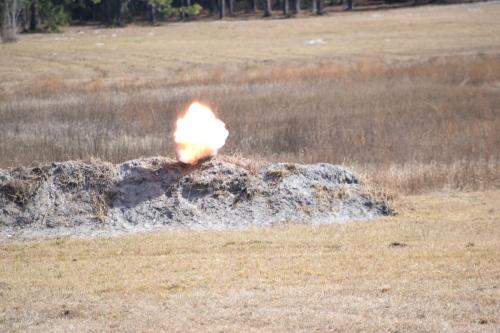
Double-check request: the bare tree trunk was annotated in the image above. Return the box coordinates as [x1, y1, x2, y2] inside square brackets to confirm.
[283, 0, 289, 16]
[180, 0, 186, 20]
[185, 0, 192, 18]
[317, 0, 323, 14]
[252, 0, 257, 12]
[148, 3, 156, 25]
[19, 2, 27, 31]
[228, 0, 234, 15]
[117, 0, 129, 26]
[77, 0, 84, 21]
[2, 0, 18, 43]
[311, 0, 317, 14]
[105, 0, 113, 25]
[29, 0, 39, 31]
[264, 0, 271, 16]
[293, 0, 300, 14]
[211, 0, 217, 14]
[219, 0, 225, 18]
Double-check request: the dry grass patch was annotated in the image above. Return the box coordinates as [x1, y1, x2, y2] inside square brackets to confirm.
[1, 3, 499, 194]
[1, 56, 498, 194]
[0, 190, 499, 332]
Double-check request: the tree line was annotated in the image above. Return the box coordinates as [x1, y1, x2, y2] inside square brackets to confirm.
[0, 0, 358, 41]
[2, 0, 444, 42]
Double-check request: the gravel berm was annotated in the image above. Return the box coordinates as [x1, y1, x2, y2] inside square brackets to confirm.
[0, 156, 392, 240]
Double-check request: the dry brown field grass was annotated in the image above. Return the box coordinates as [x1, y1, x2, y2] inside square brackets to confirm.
[1, 3, 499, 195]
[0, 191, 499, 332]
[1, 53, 499, 193]
[1, 2, 500, 194]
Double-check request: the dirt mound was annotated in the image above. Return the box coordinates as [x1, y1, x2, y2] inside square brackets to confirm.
[0, 157, 392, 239]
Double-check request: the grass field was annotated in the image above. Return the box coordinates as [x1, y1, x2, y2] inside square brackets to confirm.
[1, 2, 500, 87]
[1, 2, 499, 194]
[1, 191, 499, 332]
[0, 2, 499, 332]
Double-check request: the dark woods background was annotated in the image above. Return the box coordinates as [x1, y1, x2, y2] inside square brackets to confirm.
[2, 0, 479, 40]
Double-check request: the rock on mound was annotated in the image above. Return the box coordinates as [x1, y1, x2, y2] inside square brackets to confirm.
[0, 157, 391, 239]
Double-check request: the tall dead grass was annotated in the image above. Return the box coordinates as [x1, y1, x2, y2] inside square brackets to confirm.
[0, 55, 498, 194]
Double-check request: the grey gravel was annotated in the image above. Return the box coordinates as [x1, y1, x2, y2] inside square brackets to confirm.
[0, 156, 391, 240]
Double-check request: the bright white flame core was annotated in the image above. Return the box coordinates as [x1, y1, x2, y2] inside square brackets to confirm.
[174, 102, 229, 164]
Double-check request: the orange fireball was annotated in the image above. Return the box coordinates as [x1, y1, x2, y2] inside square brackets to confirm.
[174, 102, 229, 164]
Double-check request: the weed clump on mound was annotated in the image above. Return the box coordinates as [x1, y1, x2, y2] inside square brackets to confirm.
[1, 167, 49, 206]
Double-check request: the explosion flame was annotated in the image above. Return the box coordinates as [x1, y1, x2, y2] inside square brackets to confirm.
[174, 102, 229, 164]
